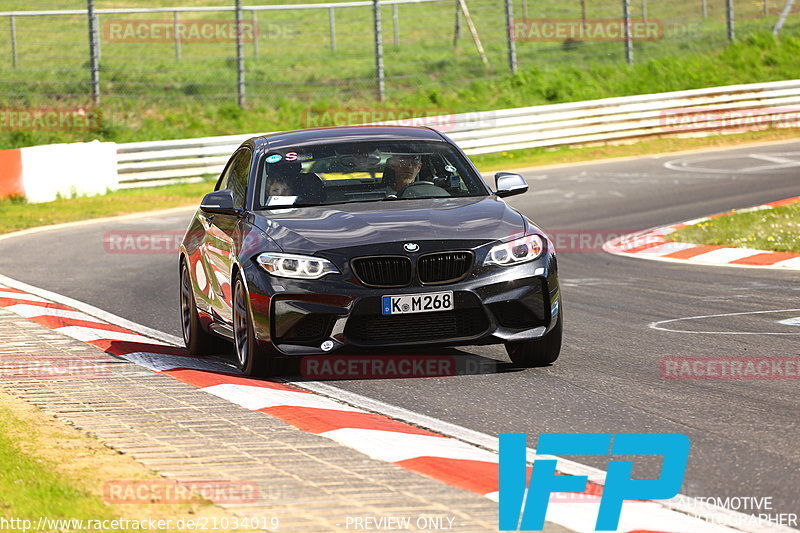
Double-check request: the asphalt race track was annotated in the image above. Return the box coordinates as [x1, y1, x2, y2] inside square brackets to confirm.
[1, 140, 799, 519]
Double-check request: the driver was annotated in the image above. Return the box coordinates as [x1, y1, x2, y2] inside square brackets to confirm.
[383, 154, 422, 197]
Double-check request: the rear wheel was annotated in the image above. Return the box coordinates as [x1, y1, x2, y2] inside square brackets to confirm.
[505, 313, 562, 367]
[180, 261, 222, 355]
[233, 276, 280, 377]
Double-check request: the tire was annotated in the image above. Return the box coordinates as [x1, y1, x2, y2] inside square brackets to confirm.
[505, 312, 562, 367]
[232, 275, 280, 377]
[180, 261, 224, 355]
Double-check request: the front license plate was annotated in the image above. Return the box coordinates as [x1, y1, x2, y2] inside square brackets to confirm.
[382, 291, 454, 315]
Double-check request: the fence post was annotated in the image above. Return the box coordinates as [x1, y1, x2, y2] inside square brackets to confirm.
[373, 0, 385, 102]
[504, 0, 517, 73]
[623, 0, 634, 65]
[252, 10, 258, 58]
[392, 4, 400, 49]
[456, 0, 489, 65]
[174, 11, 181, 61]
[581, 0, 587, 25]
[702, 0, 708, 18]
[726, 0, 735, 41]
[329, 7, 336, 52]
[773, 0, 796, 34]
[87, 0, 100, 105]
[235, 0, 245, 107]
[642, 0, 648, 21]
[9, 15, 17, 68]
[763, 0, 768, 16]
[453, 0, 462, 45]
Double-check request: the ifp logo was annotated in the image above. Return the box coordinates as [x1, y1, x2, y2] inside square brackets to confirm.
[499, 433, 690, 531]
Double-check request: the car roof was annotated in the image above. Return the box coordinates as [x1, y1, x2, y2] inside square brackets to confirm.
[248, 126, 447, 151]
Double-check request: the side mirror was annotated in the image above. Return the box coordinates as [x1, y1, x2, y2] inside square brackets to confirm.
[200, 189, 239, 215]
[494, 172, 528, 198]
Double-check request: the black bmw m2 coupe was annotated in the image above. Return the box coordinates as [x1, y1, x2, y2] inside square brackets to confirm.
[179, 126, 561, 376]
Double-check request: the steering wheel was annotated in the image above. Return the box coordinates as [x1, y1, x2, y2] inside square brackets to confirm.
[396, 181, 449, 198]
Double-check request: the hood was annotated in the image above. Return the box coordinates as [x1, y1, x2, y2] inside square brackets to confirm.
[252, 197, 526, 253]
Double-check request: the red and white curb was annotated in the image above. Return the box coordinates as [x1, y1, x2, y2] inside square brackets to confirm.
[603, 196, 800, 270]
[0, 281, 781, 533]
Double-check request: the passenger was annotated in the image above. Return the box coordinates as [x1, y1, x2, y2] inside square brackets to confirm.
[266, 176, 294, 196]
[266, 162, 300, 196]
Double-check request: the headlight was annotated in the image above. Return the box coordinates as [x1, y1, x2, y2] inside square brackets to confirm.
[483, 234, 544, 266]
[256, 252, 339, 279]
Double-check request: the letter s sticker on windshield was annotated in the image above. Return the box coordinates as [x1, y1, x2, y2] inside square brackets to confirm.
[285, 152, 298, 161]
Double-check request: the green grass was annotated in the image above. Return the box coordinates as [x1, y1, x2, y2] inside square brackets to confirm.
[0, 406, 127, 527]
[0, 179, 213, 234]
[671, 202, 800, 253]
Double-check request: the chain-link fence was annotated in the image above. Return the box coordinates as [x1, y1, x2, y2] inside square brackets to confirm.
[0, 0, 796, 110]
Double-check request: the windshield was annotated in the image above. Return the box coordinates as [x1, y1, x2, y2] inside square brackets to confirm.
[254, 140, 488, 209]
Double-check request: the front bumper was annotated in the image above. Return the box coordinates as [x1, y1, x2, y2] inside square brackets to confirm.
[243, 251, 560, 356]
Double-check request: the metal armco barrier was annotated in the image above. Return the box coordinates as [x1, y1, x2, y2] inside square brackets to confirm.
[116, 79, 800, 187]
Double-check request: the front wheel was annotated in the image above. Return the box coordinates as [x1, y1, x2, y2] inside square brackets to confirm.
[505, 313, 562, 367]
[233, 276, 280, 377]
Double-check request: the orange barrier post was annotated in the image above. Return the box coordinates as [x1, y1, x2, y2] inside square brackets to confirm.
[0, 148, 24, 199]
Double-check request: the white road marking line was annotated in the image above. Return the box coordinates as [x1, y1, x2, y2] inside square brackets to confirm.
[748, 154, 798, 165]
[203, 383, 364, 413]
[664, 152, 800, 175]
[650, 309, 800, 335]
[318, 427, 498, 464]
[777, 317, 800, 326]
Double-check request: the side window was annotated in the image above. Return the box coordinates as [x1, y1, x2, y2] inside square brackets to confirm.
[229, 149, 252, 209]
[215, 154, 236, 192]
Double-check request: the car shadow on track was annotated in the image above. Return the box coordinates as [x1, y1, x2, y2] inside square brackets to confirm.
[195, 345, 526, 382]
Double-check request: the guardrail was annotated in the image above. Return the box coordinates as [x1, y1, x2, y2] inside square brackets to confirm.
[117, 79, 800, 188]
